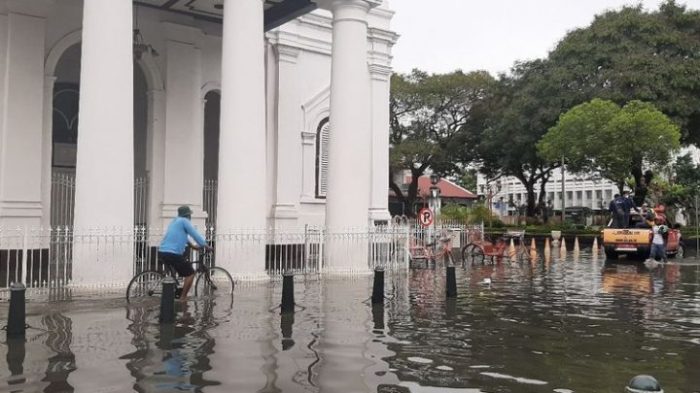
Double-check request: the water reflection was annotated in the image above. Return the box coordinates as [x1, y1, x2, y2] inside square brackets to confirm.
[122, 300, 225, 392]
[1, 254, 699, 392]
[42, 313, 76, 392]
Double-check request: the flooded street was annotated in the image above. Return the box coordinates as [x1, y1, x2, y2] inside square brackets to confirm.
[2, 252, 700, 393]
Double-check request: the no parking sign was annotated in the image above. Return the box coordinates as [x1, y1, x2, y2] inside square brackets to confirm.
[418, 208, 434, 227]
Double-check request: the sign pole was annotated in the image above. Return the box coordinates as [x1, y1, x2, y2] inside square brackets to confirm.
[695, 194, 699, 258]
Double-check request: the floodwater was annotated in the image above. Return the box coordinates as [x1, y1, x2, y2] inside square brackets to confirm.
[2, 252, 700, 393]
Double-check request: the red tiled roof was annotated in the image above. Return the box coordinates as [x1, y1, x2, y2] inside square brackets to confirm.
[391, 175, 477, 199]
[418, 176, 477, 199]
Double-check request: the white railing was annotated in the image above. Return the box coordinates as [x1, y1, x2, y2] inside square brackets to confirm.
[0, 224, 423, 296]
[50, 173, 150, 226]
[203, 179, 217, 229]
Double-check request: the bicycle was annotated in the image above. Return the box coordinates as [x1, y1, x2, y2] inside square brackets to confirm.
[463, 230, 531, 265]
[408, 229, 455, 267]
[126, 248, 235, 302]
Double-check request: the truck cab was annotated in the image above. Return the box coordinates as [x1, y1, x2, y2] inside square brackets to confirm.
[601, 226, 681, 260]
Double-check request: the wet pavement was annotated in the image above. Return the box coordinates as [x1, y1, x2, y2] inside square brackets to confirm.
[2, 251, 700, 393]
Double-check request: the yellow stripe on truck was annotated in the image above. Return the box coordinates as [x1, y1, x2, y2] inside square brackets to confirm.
[602, 229, 650, 245]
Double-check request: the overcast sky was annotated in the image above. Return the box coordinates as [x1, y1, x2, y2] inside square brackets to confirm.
[390, 0, 700, 75]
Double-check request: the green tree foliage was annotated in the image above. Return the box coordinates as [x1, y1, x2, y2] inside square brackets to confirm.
[476, 60, 566, 217]
[390, 70, 496, 216]
[456, 169, 478, 193]
[548, 0, 700, 145]
[440, 203, 492, 225]
[671, 154, 700, 225]
[539, 99, 681, 204]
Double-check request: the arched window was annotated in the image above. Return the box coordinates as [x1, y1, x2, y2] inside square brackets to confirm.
[315, 118, 330, 198]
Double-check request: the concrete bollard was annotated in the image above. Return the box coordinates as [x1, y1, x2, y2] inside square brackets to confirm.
[371, 267, 385, 305]
[7, 283, 26, 338]
[159, 277, 176, 323]
[446, 265, 457, 298]
[281, 271, 295, 314]
[625, 375, 663, 393]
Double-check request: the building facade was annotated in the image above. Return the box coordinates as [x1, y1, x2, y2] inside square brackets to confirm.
[0, 0, 397, 284]
[477, 169, 620, 217]
[0, 0, 396, 231]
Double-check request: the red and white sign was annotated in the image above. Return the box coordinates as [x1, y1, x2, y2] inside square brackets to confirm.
[418, 208, 434, 227]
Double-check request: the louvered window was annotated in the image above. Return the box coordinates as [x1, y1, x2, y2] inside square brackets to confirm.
[315, 118, 330, 198]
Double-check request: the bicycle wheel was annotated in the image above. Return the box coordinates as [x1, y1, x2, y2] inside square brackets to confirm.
[126, 270, 165, 303]
[461, 243, 477, 263]
[469, 247, 485, 264]
[195, 266, 235, 298]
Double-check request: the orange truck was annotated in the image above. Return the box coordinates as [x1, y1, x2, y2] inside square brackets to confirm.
[601, 227, 683, 260]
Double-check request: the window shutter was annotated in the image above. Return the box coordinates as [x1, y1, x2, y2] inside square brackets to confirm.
[319, 121, 330, 197]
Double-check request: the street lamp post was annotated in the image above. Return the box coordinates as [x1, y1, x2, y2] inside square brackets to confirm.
[480, 180, 502, 228]
[430, 173, 441, 217]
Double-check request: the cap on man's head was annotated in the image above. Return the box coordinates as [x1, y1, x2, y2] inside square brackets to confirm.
[177, 205, 193, 217]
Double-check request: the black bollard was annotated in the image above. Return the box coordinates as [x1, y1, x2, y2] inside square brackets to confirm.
[6, 336, 26, 379]
[159, 277, 176, 323]
[625, 375, 663, 393]
[371, 304, 385, 333]
[371, 267, 385, 305]
[280, 312, 295, 351]
[446, 266, 457, 298]
[281, 271, 295, 314]
[7, 283, 26, 338]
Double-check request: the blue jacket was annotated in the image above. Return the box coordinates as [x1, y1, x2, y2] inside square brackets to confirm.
[159, 217, 207, 255]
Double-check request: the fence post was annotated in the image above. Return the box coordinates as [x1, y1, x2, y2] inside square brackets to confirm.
[7, 283, 26, 338]
[21, 228, 28, 285]
[304, 224, 310, 272]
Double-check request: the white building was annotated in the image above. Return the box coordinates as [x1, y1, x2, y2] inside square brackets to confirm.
[478, 145, 700, 217]
[476, 169, 620, 216]
[0, 0, 397, 284]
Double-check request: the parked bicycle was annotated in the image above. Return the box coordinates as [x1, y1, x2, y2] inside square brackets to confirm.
[408, 229, 456, 266]
[462, 230, 530, 264]
[126, 248, 234, 302]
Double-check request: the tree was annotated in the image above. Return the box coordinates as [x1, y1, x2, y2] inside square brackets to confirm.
[455, 169, 477, 193]
[475, 60, 569, 217]
[548, 0, 700, 145]
[670, 154, 700, 225]
[539, 99, 681, 204]
[389, 70, 496, 216]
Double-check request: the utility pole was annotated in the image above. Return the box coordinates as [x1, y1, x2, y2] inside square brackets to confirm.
[561, 156, 566, 225]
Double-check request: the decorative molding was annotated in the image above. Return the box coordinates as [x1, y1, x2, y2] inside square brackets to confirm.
[275, 44, 301, 64]
[368, 63, 392, 81]
[201, 81, 221, 99]
[301, 85, 331, 134]
[301, 131, 316, 146]
[6, 0, 53, 17]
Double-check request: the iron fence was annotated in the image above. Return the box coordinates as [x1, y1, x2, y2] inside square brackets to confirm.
[0, 223, 434, 297]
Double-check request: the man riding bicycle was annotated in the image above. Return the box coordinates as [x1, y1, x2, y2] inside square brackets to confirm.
[159, 205, 211, 301]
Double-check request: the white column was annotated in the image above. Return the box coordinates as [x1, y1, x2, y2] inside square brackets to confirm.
[324, 0, 375, 272]
[217, 0, 267, 277]
[146, 89, 166, 232]
[41, 76, 57, 230]
[160, 24, 205, 229]
[72, 0, 134, 285]
[368, 64, 393, 224]
[271, 44, 302, 228]
[0, 8, 48, 228]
